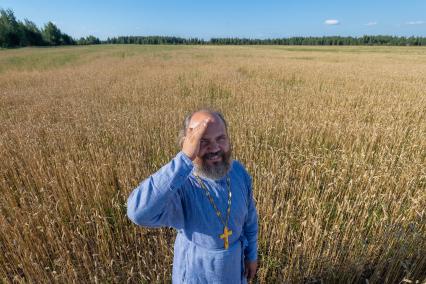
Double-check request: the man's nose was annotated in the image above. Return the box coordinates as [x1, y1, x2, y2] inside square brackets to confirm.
[207, 142, 220, 152]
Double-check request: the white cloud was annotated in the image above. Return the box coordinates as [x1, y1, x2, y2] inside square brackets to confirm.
[365, 22, 377, 26]
[406, 20, 425, 25]
[325, 19, 340, 25]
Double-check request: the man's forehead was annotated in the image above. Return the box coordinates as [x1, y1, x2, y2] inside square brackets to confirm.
[202, 124, 227, 139]
[189, 112, 222, 127]
[188, 112, 227, 138]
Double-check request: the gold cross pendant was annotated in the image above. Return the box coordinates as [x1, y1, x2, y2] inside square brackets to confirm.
[220, 226, 233, 249]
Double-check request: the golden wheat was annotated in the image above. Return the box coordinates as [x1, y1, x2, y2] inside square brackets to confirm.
[0, 45, 425, 283]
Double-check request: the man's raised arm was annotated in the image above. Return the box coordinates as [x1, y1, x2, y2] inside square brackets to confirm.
[126, 118, 211, 229]
[126, 151, 193, 228]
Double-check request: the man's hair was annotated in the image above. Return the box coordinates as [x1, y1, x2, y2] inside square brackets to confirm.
[178, 109, 228, 148]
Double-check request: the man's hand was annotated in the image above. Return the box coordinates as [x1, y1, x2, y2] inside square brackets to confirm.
[182, 118, 211, 161]
[244, 260, 258, 281]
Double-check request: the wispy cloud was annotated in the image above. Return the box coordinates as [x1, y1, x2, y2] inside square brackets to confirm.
[406, 20, 424, 25]
[324, 19, 340, 25]
[365, 22, 377, 26]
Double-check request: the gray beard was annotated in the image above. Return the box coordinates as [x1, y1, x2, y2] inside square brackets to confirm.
[195, 159, 231, 180]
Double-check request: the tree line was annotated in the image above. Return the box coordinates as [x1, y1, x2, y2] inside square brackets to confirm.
[0, 8, 100, 47]
[105, 35, 426, 46]
[2, 8, 426, 48]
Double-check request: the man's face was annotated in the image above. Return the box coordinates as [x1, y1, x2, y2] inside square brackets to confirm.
[190, 114, 232, 179]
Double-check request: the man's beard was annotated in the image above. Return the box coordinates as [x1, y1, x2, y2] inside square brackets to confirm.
[195, 149, 232, 180]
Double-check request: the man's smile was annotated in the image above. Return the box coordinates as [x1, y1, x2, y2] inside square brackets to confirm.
[204, 151, 223, 162]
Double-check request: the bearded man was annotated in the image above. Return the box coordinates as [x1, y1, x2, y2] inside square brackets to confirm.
[127, 109, 258, 283]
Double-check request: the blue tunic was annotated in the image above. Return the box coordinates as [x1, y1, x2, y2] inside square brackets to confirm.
[127, 152, 258, 283]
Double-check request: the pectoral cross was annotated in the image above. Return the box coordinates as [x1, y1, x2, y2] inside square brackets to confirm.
[220, 226, 233, 249]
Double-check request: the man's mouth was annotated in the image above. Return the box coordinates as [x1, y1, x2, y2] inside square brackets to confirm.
[204, 151, 223, 162]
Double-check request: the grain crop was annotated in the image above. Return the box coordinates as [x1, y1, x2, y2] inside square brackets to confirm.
[0, 45, 425, 283]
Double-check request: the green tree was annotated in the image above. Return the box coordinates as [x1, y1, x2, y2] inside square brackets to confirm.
[0, 8, 20, 47]
[42, 21, 62, 45]
[20, 19, 44, 46]
[77, 35, 100, 45]
[61, 33, 75, 45]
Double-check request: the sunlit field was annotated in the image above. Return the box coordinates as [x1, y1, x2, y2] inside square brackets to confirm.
[1, 45, 425, 283]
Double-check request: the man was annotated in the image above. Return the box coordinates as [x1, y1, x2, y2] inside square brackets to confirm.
[127, 109, 258, 283]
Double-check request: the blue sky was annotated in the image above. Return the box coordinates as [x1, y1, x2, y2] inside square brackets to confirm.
[1, 0, 425, 40]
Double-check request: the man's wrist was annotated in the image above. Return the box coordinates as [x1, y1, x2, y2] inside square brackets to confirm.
[178, 151, 194, 168]
[245, 250, 258, 262]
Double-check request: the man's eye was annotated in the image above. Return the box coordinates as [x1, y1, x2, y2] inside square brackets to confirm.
[200, 141, 208, 145]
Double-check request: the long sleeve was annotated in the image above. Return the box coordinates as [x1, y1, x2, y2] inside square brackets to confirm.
[243, 174, 258, 261]
[126, 151, 193, 229]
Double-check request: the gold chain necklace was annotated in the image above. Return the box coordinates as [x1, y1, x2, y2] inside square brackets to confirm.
[194, 174, 233, 249]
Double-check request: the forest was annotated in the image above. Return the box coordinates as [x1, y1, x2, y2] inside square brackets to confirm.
[2, 8, 426, 48]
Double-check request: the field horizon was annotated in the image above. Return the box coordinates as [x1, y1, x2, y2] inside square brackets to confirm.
[1, 45, 425, 283]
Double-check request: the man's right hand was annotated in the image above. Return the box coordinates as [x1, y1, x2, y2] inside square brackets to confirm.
[182, 118, 210, 161]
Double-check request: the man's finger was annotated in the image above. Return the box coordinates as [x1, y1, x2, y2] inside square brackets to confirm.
[188, 119, 210, 138]
[188, 118, 210, 130]
[187, 123, 200, 133]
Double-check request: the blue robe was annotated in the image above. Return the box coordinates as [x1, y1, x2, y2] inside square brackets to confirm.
[127, 152, 258, 283]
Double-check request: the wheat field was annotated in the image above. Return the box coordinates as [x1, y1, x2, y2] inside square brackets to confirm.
[0, 45, 425, 283]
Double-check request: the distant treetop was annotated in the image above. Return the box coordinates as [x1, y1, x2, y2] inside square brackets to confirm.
[1, 8, 425, 48]
[0, 8, 100, 48]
